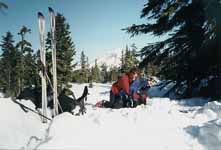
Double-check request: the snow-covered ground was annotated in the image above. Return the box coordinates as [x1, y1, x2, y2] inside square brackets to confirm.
[0, 98, 47, 149]
[0, 83, 221, 150]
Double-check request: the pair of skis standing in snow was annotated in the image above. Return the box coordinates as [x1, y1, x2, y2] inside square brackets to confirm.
[38, 8, 58, 123]
[37, 8, 88, 122]
[96, 67, 149, 109]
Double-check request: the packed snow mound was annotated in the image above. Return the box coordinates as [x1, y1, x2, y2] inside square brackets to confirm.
[186, 119, 221, 150]
[0, 98, 46, 149]
[36, 91, 203, 150]
[184, 100, 221, 150]
[37, 106, 199, 150]
[1, 83, 221, 150]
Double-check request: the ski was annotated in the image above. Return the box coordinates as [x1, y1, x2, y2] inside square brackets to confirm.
[38, 12, 48, 123]
[12, 99, 52, 121]
[48, 7, 59, 116]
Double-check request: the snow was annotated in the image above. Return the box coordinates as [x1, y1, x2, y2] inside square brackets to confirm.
[0, 84, 221, 150]
[0, 98, 46, 149]
[74, 48, 122, 71]
[185, 101, 221, 150]
[89, 48, 122, 69]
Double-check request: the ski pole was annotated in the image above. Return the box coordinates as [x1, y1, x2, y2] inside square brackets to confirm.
[12, 99, 52, 121]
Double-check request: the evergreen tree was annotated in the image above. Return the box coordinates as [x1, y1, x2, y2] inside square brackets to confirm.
[130, 43, 139, 65]
[0, 32, 19, 96]
[122, 45, 130, 72]
[16, 26, 36, 94]
[100, 63, 108, 83]
[86, 56, 90, 82]
[45, 32, 53, 73]
[79, 51, 89, 82]
[82, 54, 87, 69]
[123, 45, 139, 73]
[92, 59, 101, 82]
[125, 0, 221, 97]
[146, 62, 159, 77]
[45, 13, 76, 93]
[120, 49, 125, 73]
[80, 51, 86, 80]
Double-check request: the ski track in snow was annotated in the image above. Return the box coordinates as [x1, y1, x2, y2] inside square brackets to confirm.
[1, 83, 221, 150]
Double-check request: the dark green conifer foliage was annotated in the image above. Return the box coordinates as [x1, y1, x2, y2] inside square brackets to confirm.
[16, 26, 36, 94]
[125, 0, 221, 97]
[121, 45, 139, 73]
[0, 32, 19, 96]
[92, 59, 101, 82]
[79, 51, 89, 83]
[46, 13, 76, 93]
[100, 63, 108, 83]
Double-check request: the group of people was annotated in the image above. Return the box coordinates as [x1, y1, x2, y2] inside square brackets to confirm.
[96, 67, 150, 109]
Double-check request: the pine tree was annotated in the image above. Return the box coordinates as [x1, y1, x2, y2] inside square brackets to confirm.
[120, 49, 125, 73]
[0, 32, 19, 96]
[123, 45, 139, 73]
[100, 63, 108, 83]
[122, 45, 130, 72]
[79, 51, 89, 82]
[80, 51, 86, 80]
[146, 62, 159, 77]
[16, 26, 36, 94]
[46, 13, 76, 93]
[86, 56, 90, 82]
[125, 0, 221, 97]
[92, 59, 101, 82]
[130, 43, 139, 65]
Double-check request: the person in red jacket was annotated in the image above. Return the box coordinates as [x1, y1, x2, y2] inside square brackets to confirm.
[102, 67, 140, 108]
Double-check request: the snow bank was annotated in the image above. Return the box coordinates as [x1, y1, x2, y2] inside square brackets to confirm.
[186, 119, 221, 150]
[36, 97, 202, 150]
[38, 111, 189, 150]
[0, 98, 46, 149]
[185, 100, 221, 150]
[1, 83, 221, 150]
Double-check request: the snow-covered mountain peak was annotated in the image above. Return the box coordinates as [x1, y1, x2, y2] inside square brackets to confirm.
[90, 48, 122, 69]
[73, 48, 122, 71]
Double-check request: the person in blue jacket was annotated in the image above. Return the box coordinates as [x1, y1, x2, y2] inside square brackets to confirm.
[119, 77, 150, 107]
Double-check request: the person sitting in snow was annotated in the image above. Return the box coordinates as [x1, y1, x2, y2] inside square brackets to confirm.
[96, 67, 148, 108]
[123, 77, 149, 107]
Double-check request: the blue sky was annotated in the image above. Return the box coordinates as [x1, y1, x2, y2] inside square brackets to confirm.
[0, 0, 160, 61]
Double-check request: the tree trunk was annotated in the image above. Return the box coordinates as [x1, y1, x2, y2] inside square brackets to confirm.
[186, 79, 193, 98]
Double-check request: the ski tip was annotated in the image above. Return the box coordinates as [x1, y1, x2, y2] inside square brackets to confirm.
[48, 7, 54, 13]
[37, 12, 44, 18]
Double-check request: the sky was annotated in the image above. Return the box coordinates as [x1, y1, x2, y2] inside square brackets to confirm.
[0, 0, 161, 62]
